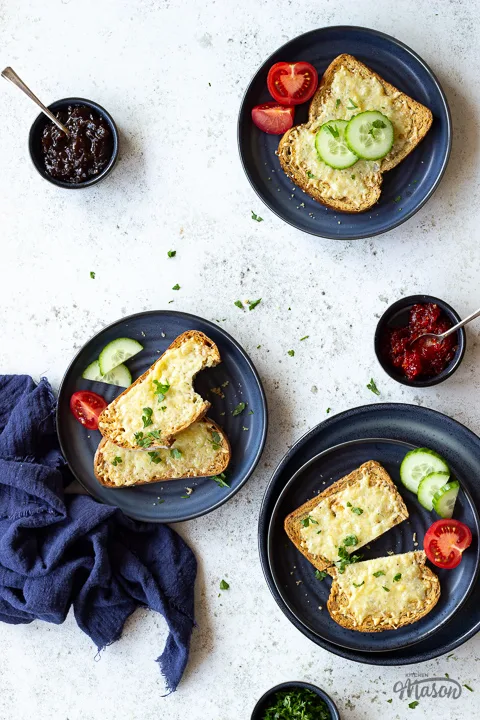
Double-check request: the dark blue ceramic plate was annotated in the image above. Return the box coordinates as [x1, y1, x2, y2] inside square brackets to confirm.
[268, 438, 479, 653]
[57, 311, 267, 523]
[238, 26, 451, 240]
[259, 404, 480, 664]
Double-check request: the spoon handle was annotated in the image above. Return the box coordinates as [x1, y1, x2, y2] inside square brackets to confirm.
[441, 305, 480, 339]
[1, 67, 70, 136]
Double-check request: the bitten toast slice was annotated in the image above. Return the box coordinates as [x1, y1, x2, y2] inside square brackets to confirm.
[277, 54, 433, 212]
[284, 461, 409, 573]
[94, 417, 230, 488]
[327, 551, 440, 631]
[98, 330, 220, 449]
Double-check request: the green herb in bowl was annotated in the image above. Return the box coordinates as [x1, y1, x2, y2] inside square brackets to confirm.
[262, 687, 331, 719]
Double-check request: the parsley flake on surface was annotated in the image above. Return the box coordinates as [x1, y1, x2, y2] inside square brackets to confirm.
[326, 407, 331, 414]
[336, 98, 341, 108]
[343, 535, 358, 547]
[90, 271, 95, 279]
[248, 298, 262, 311]
[301, 516, 318, 528]
[142, 407, 153, 427]
[232, 401, 246, 416]
[373, 570, 385, 577]
[382, 586, 390, 592]
[167, 250, 176, 258]
[393, 195, 402, 203]
[353, 581, 364, 588]
[315, 570, 327, 581]
[212, 472, 230, 488]
[300, 335, 309, 341]
[408, 701, 419, 709]
[288, 349, 295, 357]
[393, 573, 402, 582]
[307, 171, 315, 178]
[347, 98, 358, 109]
[367, 378, 380, 395]
[219, 579, 229, 590]
[234, 300, 244, 309]
[153, 379, 170, 402]
[325, 124, 339, 138]
[251, 210, 263, 222]
[463, 684, 473, 692]
[351, 506, 363, 515]
[148, 451, 162, 464]
[170, 448, 182, 460]
[172, 283, 180, 290]
[112, 456, 122, 466]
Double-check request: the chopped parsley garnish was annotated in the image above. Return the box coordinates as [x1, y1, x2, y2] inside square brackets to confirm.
[382, 586, 390, 592]
[326, 408, 331, 414]
[315, 570, 327, 581]
[463, 684, 473, 692]
[351, 174, 356, 180]
[373, 570, 385, 577]
[287, 349, 295, 357]
[148, 451, 162, 464]
[335, 98, 341, 108]
[90, 271, 95, 279]
[307, 171, 315, 179]
[148, 430, 161, 439]
[142, 407, 153, 427]
[300, 516, 318, 527]
[351, 506, 363, 515]
[134, 431, 153, 448]
[211, 431, 222, 450]
[347, 98, 358, 109]
[346, 502, 352, 507]
[153, 379, 170, 402]
[262, 688, 331, 720]
[393, 573, 402, 582]
[172, 283, 180, 290]
[112, 456, 122, 466]
[343, 535, 358, 547]
[372, 119, 386, 129]
[220, 579, 229, 590]
[408, 701, 419, 709]
[300, 335, 309, 341]
[393, 195, 402, 203]
[167, 250, 176, 257]
[181, 494, 191, 499]
[335, 537, 362, 574]
[325, 124, 339, 138]
[212, 472, 229, 488]
[367, 377, 380, 395]
[248, 298, 262, 311]
[251, 210, 263, 222]
[352, 581, 364, 588]
[170, 448, 182, 460]
[232, 401, 246, 416]
[234, 300, 244, 309]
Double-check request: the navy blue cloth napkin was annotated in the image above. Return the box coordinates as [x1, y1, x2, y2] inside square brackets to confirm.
[0, 375, 197, 693]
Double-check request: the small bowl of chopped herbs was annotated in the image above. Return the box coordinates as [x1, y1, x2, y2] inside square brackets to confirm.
[251, 681, 340, 720]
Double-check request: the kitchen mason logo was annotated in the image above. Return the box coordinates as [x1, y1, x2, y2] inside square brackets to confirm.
[393, 673, 462, 701]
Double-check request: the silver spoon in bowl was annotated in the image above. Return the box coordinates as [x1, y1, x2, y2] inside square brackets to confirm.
[1, 66, 70, 136]
[410, 305, 480, 346]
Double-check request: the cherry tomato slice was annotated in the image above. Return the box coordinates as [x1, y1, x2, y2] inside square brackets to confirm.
[424, 519, 472, 569]
[267, 61, 318, 106]
[251, 102, 295, 135]
[70, 390, 107, 430]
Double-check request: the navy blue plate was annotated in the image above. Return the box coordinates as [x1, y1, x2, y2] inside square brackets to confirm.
[268, 438, 479, 653]
[259, 404, 480, 664]
[238, 26, 451, 240]
[57, 311, 267, 523]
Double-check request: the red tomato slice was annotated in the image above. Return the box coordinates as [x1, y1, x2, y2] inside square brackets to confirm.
[251, 102, 295, 135]
[424, 519, 472, 569]
[70, 390, 107, 430]
[267, 61, 318, 106]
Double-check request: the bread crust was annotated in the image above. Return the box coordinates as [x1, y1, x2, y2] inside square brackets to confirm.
[284, 460, 409, 573]
[94, 416, 230, 488]
[326, 551, 441, 632]
[277, 54, 433, 213]
[98, 330, 221, 449]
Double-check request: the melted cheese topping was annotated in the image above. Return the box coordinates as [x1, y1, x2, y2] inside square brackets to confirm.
[300, 470, 404, 561]
[100, 419, 228, 487]
[334, 553, 431, 627]
[112, 337, 215, 445]
[290, 65, 417, 203]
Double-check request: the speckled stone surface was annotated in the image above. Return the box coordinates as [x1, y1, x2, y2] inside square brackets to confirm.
[0, 0, 479, 718]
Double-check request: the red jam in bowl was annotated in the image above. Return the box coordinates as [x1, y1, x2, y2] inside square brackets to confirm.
[383, 303, 458, 380]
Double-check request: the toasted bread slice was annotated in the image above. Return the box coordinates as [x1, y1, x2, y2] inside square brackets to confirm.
[98, 330, 221, 449]
[284, 461, 409, 573]
[277, 54, 433, 213]
[94, 417, 230, 488]
[326, 551, 440, 631]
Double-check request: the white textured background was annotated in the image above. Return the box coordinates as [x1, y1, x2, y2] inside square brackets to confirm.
[0, 0, 479, 718]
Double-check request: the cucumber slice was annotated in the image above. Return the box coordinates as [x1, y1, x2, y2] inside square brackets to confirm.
[345, 111, 394, 160]
[417, 471, 450, 511]
[82, 360, 132, 388]
[315, 120, 358, 169]
[400, 448, 450, 494]
[432, 481, 460, 519]
[98, 338, 143, 375]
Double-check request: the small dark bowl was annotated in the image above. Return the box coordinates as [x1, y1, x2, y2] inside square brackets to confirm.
[374, 294, 466, 388]
[251, 681, 340, 720]
[28, 97, 119, 188]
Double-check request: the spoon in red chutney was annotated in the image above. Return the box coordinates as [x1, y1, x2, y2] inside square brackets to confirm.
[1, 67, 70, 136]
[410, 305, 480, 346]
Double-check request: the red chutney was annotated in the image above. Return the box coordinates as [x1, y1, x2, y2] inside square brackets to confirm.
[385, 303, 457, 380]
